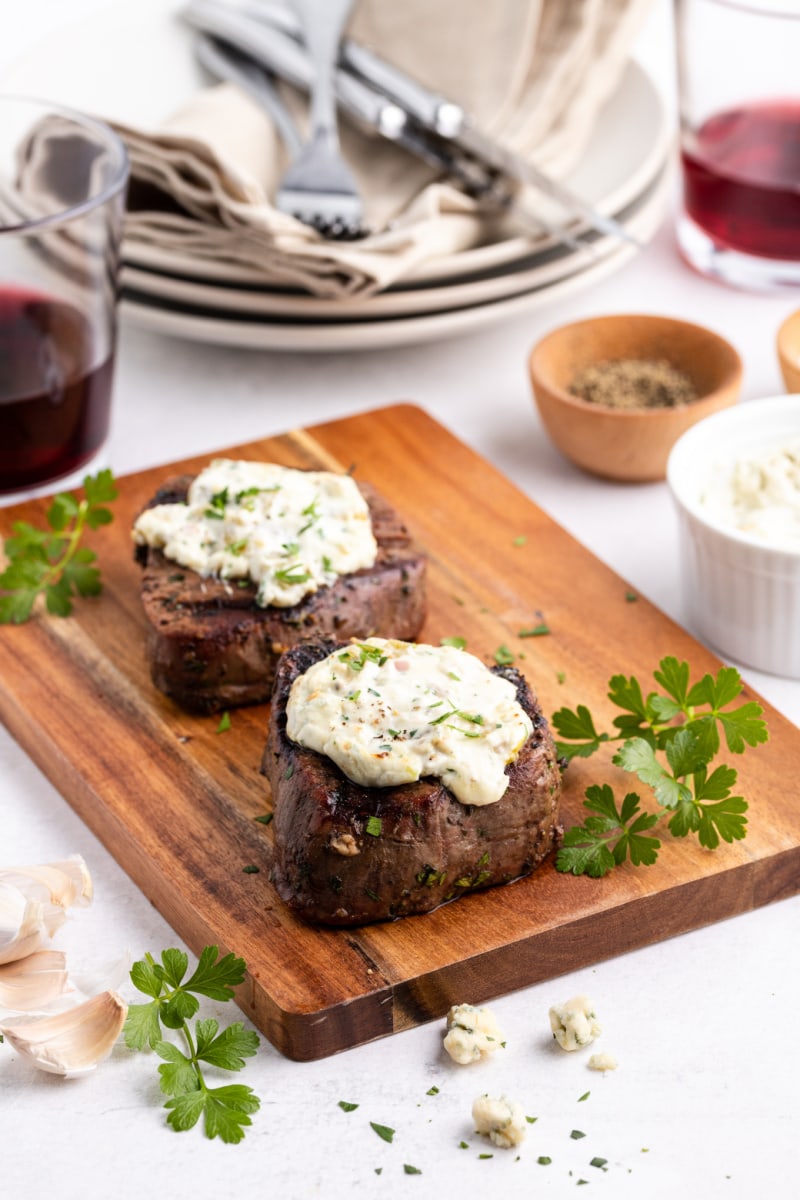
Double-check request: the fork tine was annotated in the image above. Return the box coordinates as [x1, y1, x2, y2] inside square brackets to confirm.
[273, 0, 367, 240]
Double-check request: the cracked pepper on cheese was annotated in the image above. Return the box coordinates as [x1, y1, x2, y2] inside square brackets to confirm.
[286, 638, 533, 807]
[132, 459, 377, 608]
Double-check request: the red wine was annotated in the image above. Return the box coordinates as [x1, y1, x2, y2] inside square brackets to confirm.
[681, 100, 800, 261]
[686, 101, 800, 262]
[0, 288, 114, 493]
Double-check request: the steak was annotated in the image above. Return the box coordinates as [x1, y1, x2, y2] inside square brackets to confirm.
[135, 477, 426, 713]
[263, 640, 563, 927]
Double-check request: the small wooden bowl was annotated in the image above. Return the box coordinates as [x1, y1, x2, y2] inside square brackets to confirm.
[777, 309, 800, 392]
[528, 314, 743, 482]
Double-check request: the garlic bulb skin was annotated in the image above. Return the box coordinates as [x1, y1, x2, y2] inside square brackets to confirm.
[0, 990, 127, 1076]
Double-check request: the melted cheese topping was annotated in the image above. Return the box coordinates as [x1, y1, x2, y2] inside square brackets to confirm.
[132, 459, 377, 607]
[701, 440, 800, 549]
[285, 638, 533, 807]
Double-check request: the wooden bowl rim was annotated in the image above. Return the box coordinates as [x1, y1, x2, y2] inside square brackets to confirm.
[776, 308, 800, 367]
[529, 313, 743, 423]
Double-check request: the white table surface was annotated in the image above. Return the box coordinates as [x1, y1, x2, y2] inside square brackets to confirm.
[3, 3, 798, 1198]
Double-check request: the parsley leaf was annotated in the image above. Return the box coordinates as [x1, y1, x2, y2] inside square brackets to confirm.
[553, 657, 767, 877]
[124, 945, 259, 1142]
[0, 470, 117, 623]
[551, 704, 610, 760]
[556, 784, 660, 877]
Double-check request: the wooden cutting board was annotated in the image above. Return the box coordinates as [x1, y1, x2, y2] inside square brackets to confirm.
[1, 404, 798, 1061]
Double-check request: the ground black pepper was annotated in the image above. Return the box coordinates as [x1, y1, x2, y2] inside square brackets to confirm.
[568, 358, 698, 410]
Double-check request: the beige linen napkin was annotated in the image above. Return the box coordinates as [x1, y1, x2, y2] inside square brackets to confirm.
[117, 0, 653, 298]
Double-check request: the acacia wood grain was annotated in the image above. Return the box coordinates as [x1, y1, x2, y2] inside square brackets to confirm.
[0, 403, 797, 1060]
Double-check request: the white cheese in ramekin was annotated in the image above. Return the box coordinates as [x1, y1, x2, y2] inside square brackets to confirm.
[701, 440, 800, 550]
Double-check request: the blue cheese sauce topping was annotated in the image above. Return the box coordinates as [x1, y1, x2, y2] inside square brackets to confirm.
[286, 638, 533, 807]
[132, 459, 377, 607]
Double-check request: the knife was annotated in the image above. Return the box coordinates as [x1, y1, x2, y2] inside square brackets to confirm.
[190, 0, 643, 248]
[183, 2, 627, 252]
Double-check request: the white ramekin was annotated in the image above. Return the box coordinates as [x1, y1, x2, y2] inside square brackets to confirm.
[666, 395, 800, 678]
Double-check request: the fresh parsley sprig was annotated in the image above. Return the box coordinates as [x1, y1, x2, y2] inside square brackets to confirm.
[0, 469, 118, 624]
[553, 657, 768, 877]
[124, 945, 260, 1144]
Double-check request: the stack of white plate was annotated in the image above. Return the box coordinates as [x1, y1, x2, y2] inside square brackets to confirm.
[5, 1, 672, 352]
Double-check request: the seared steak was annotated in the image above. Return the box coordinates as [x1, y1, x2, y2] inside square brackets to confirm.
[135, 477, 426, 713]
[263, 640, 563, 927]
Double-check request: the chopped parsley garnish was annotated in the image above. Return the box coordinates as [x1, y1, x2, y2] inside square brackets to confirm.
[347, 690, 361, 702]
[590, 1157, 608, 1169]
[204, 488, 228, 518]
[430, 708, 484, 732]
[228, 538, 248, 555]
[297, 496, 320, 535]
[512, 535, 527, 546]
[275, 566, 312, 585]
[578, 1091, 590, 1102]
[478, 1153, 493, 1160]
[519, 623, 550, 637]
[403, 1165, 422, 1175]
[281, 541, 300, 556]
[322, 555, 333, 572]
[234, 485, 279, 505]
[538, 1156, 552, 1165]
[440, 636, 467, 650]
[338, 1101, 359, 1112]
[426, 1086, 439, 1096]
[370, 1122, 395, 1143]
[458, 1141, 469, 1150]
[526, 1116, 538, 1124]
[365, 816, 383, 837]
[254, 813, 273, 825]
[339, 643, 389, 672]
[571, 1130, 587, 1140]
[216, 711, 231, 733]
[242, 865, 259, 874]
[625, 590, 639, 602]
[494, 644, 514, 666]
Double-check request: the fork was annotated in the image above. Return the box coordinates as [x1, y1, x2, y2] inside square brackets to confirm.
[274, 0, 366, 239]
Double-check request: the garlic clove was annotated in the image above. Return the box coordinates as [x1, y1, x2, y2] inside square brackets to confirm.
[0, 950, 70, 1012]
[0, 855, 93, 919]
[0, 883, 50, 967]
[0, 990, 128, 1076]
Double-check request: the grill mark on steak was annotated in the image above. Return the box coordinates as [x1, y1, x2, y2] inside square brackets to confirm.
[134, 477, 426, 713]
[263, 641, 563, 928]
